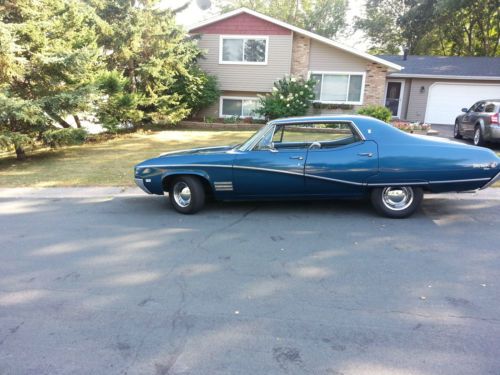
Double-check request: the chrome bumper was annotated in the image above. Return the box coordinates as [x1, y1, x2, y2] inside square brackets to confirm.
[135, 178, 152, 194]
[480, 171, 500, 190]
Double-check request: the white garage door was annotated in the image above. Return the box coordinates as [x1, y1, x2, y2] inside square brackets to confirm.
[425, 83, 500, 124]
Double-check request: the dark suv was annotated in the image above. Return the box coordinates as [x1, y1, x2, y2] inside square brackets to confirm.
[454, 100, 500, 146]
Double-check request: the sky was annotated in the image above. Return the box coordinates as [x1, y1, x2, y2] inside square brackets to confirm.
[163, 0, 370, 51]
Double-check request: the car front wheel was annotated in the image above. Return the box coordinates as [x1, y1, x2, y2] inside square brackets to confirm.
[169, 176, 205, 214]
[453, 122, 462, 139]
[473, 125, 485, 146]
[371, 186, 423, 218]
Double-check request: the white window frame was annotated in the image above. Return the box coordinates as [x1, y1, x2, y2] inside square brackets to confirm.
[309, 71, 366, 105]
[385, 79, 405, 118]
[219, 96, 263, 119]
[219, 35, 269, 65]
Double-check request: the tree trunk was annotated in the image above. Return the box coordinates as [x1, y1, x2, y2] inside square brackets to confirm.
[15, 146, 26, 161]
[73, 115, 82, 128]
[47, 111, 72, 128]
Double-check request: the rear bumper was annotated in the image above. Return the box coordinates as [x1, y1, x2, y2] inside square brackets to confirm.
[135, 178, 152, 194]
[481, 171, 500, 190]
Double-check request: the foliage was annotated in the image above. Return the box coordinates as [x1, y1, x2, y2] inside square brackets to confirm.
[257, 76, 316, 119]
[356, 0, 500, 56]
[88, 0, 219, 125]
[357, 105, 393, 123]
[355, 0, 408, 54]
[218, 0, 348, 38]
[391, 120, 431, 132]
[0, 0, 219, 159]
[223, 116, 241, 124]
[42, 128, 88, 148]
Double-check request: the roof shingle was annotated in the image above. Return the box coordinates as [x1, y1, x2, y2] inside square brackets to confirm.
[378, 55, 500, 78]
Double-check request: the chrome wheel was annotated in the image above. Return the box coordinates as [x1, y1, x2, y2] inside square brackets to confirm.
[454, 124, 459, 137]
[381, 187, 414, 211]
[173, 182, 191, 208]
[474, 128, 480, 145]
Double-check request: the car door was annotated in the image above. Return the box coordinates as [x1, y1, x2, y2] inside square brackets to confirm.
[303, 122, 379, 196]
[462, 102, 483, 136]
[232, 124, 307, 197]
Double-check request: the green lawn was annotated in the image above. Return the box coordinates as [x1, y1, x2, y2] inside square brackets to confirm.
[0, 130, 253, 187]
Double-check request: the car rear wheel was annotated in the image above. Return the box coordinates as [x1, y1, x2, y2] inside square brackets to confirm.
[453, 122, 462, 139]
[473, 125, 485, 146]
[169, 176, 205, 214]
[371, 186, 423, 218]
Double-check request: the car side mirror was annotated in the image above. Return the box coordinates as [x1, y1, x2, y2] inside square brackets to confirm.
[461, 108, 468, 113]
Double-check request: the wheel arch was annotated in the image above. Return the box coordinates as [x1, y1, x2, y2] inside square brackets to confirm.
[162, 171, 213, 197]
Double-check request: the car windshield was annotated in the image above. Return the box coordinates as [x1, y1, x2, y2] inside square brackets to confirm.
[237, 123, 273, 151]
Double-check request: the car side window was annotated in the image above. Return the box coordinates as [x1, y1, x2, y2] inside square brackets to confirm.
[484, 103, 496, 113]
[475, 102, 486, 112]
[271, 122, 361, 150]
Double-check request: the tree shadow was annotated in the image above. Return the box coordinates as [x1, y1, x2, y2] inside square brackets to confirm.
[1, 194, 499, 374]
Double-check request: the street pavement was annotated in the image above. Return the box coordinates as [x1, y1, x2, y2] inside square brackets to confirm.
[1, 188, 500, 375]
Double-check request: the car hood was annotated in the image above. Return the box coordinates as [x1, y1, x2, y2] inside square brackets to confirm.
[159, 145, 234, 157]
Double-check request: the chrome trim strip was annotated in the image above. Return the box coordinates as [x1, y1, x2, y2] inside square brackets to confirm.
[137, 164, 233, 169]
[234, 164, 304, 178]
[367, 181, 429, 187]
[431, 177, 490, 184]
[304, 173, 365, 186]
[134, 178, 152, 194]
[480, 171, 500, 190]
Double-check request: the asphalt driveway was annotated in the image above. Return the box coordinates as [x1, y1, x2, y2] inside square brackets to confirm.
[1, 188, 500, 375]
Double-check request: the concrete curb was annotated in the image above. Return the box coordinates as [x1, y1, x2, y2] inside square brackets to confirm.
[1, 186, 499, 200]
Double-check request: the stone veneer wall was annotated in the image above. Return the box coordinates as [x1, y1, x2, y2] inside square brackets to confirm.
[291, 33, 310, 78]
[364, 62, 388, 106]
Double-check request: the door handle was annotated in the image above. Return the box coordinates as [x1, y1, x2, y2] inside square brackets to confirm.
[358, 152, 373, 157]
[289, 156, 304, 160]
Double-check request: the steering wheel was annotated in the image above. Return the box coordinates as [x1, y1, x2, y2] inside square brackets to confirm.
[309, 141, 322, 150]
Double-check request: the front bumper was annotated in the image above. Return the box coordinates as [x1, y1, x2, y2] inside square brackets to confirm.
[135, 178, 152, 194]
[481, 171, 500, 190]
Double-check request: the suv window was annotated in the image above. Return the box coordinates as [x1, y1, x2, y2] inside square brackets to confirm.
[485, 103, 496, 113]
[269, 122, 361, 150]
[475, 102, 486, 112]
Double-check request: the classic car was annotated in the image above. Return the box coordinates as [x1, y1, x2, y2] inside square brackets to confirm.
[134, 115, 500, 218]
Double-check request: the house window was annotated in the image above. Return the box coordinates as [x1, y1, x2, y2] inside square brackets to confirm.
[220, 97, 263, 118]
[220, 36, 268, 64]
[310, 72, 365, 104]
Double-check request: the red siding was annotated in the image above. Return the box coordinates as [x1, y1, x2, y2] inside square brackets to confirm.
[191, 13, 291, 35]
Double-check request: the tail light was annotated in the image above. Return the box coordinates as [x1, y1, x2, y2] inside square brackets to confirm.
[491, 113, 499, 124]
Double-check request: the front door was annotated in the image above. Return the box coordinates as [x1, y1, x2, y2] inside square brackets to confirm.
[385, 81, 403, 117]
[232, 124, 307, 197]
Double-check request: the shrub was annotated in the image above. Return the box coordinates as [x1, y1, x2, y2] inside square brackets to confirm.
[0, 132, 34, 160]
[256, 76, 316, 119]
[357, 105, 392, 122]
[42, 128, 88, 148]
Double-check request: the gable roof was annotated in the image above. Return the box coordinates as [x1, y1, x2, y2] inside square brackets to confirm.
[380, 55, 500, 80]
[189, 8, 402, 71]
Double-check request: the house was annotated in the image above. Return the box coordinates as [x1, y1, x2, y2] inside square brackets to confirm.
[379, 54, 500, 125]
[189, 8, 402, 120]
[189, 8, 500, 125]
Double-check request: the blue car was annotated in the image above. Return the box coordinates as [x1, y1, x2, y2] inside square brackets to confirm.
[134, 115, 500, 218]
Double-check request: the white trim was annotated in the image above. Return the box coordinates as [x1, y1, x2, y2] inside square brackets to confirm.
[388, 73, 500, 81]
[219, 35, 269, 65]
[309, 71, 366, 105]
[189, 8, 402, 71]
[385, 79, 405, 118]
[219, 95, 263, 118]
